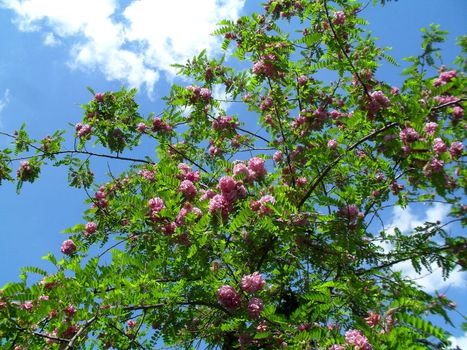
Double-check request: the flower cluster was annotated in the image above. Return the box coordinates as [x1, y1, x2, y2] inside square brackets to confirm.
[433, 70, 457, 87]
[75, 123, 92, 138]
[94, 186, 109, 208]
[16, 161, 34, 181]
[345, 329, 372, 350]
[148, 197, 165, 220]
[247, 297, 264, 319]
[212, 115, 238, 132]
[209, 175, 247, 219]
[252, 54, 278, 77]
[338, 204, 360, 221]
[152, 117, 172, 133]
[366, 90, 390, 117]
[178, 163, 200, 182]
[84, 222, 97, 236]
[61, 239, 76, 255]
[179, 180, 197, 199]
[217, 285, 241, 309]
[364, 311, 381, 328]
[186, 85, 212, 103]
[240, 272, 265, 293]
[250, 195, 276, 215]
[399, 127, 419, 144]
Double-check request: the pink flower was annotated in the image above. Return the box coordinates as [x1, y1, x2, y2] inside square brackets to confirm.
[148, 197, 165, 212]
[139, 169, 155, 181]
[64, 304, 76, 317]
[212, 115, 237, 131]
[256, 321, 268, 332]
[61, 239, 76, 255]
[85, 222, 97, 235]
[199, 87, 212, 101]
[258, 195, 276, 215]
[273, 151, 283, 163]
[298, 323, 311, 331]
[430, 158, 444, 172]
[162, 222, 177, 235]
[219, 176, 237, 194]
[200, 189, 216, 201]
[439, 70, 457, 83]
[217, 285, 241, 309]
[209, 194, 232, 219]
[296, 177, 307, 186]
[152, 117, 171, 132]
[136, 122, 147, 133]
[364, 311, 381, 328]
[333, 11, 346, 25]
[94, 93, 104, 102]
[208, 146, 222, 157]
[399, 127, 419, 144]
[338, 204, 359, 220]
[248, 297, 264, 319]
[367, 91, 390, 115]
[453, 106, 464, 119]
[345, 329, 372, 350]
[329, 346, 345, 350]
[424, 122, 438, 135]
[21, 301, 33, 311]
[75, 123, 92, 138]
[38, 295, 49, 301]
[233, 162, 250, 180]
[390, 86, 399, 95]
[449, 141, 464, 159]
[298, 75, 308, 86]
[248, 157, 267, 179]
[433, 138, 447, 154]
[179, 180, 197, 198]
[127, 320, 137, 328]
[327, 139, 338, 149]
[240, 272, 265, 293]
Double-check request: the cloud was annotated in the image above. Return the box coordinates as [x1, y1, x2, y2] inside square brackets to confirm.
[0, 89, 10, 112]
[384, 203, 466, 293]
[43, 32, 60, 46]
[0, 89, 11, 127]
[449, 332, 467, 350]
[2, 0, 246, 95]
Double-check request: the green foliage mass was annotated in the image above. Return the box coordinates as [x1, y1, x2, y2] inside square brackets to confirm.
[0, 0, 465, 349]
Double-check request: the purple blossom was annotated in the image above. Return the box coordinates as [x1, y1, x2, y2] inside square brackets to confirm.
[345, 329, 372, 350]
[217, 285, 241, 309]
[399, 127, 419, 144]
[248, 297, 264, 319]
[449, 141, 464, 159]
[61, 239, 77, 255]
[240, 272, 265, 293]
[433, 138, 447, 154]
[424, 122, 438, 135]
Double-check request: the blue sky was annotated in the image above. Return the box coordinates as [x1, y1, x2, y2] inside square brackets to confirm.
[0, 0, 465, 347]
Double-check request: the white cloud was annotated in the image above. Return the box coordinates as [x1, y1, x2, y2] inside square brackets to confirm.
[0, 89, 10, 113]
[2, 0, 246, 95]
[449, 332, 467, 350]
[384, 203, 466, 293]
[0, 89, 11, 127]
[43, 32, 60, 46]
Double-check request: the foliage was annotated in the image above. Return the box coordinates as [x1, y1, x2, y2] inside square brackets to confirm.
[0, 0, 465, 349]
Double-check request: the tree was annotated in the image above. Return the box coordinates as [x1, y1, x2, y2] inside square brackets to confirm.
[0, 0, 465, 349]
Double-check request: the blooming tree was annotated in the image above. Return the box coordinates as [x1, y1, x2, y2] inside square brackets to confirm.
[0, 0, 465, 349]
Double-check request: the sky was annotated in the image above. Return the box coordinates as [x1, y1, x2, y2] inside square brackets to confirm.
[0, 0, 465, 347]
